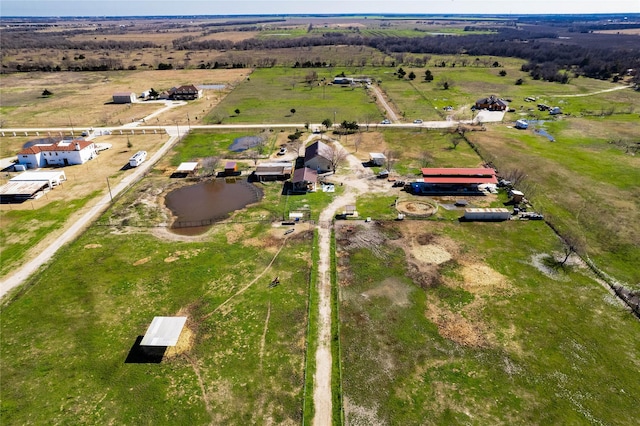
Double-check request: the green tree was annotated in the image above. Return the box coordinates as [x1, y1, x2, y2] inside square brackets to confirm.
[149, 88, 159, 99]
[290, 108, 296, 115]
[408, 71, 416, 80]
[424, 70, 434, 82]
[234, 109, 240, 115]
[41, 89, 53, 97]
[499, 70, 507, 77]
[322, 118, 332, 130]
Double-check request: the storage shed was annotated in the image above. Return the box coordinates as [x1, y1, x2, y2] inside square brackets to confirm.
[369, 152, 387, 166]
[112, 92, 137, 104]
[140, 316, 187, 347]
[464, 208, 511, 221]
[224, 161, 238, 176]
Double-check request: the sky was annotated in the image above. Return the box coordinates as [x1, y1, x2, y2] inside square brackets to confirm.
[1, 0, 638, 17]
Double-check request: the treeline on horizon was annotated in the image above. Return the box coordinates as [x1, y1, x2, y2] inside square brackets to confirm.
[2, 26, 639, 84]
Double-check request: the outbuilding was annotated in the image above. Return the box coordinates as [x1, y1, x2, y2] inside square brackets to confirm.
[463, 208, 511, 221]
[369, 152, 387, 167]
[112, 92, 137, 104]
[304, 140, 333, 173]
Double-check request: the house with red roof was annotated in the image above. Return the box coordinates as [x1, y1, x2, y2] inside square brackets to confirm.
[17, 139, 98, 169]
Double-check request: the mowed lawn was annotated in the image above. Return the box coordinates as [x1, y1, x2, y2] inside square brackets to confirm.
[1, 219, 313, 425]
[338, 219, 640, 425]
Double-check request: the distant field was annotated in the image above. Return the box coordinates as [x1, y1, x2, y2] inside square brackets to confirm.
[0, 69, 247, 129]
[206, 67, 383, 125]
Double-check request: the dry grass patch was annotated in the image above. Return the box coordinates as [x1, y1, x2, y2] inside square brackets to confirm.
[426, 302, 489, 348]
[361, 277, 413, 307]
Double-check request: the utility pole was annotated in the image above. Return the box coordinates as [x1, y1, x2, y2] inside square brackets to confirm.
[106, 177, 113, 202]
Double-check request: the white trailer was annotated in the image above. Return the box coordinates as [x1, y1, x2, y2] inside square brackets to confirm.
[464, 208, 511, 221]
[129, 151, 147, 167]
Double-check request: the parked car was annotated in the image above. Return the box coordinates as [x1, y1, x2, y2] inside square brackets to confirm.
[413, 119, 423, 124]
[380, 119, 391, 124]
[277, 147, 287, 155]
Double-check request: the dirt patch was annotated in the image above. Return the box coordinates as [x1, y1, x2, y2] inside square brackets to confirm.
[411, 244, 452, 265]
[459, 261, 511, 296]
[396, 200, 437, 217]
[133, 257, 150, 266]
[344, 396, 381, 426]
[361, 277, 413, 307]
[84, 243, 102, 249]
[165, 325, 195, 358]
[164, 249, 203, 263]
[426, 303, 488, 348]
[336, 222, 388, 259]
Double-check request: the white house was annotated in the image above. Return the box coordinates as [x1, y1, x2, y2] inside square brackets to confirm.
[17, 140, 97, 169]
[304, 140, 333, 173]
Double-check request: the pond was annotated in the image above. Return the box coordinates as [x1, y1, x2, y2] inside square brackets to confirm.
[229, 135, 265, 152]
[165, 179, 262, 235]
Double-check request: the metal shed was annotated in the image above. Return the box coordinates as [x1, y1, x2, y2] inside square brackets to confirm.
[140, 316, 187, 347]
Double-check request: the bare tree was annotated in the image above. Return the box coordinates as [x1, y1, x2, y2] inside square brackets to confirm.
[200, 156, 220, 176]
[330, 145, 349, 174]
[559, 232, 586, 266]
[384, 149, 399, 171]
[353, 132, 362, 153]
[420, 150, 434, 168]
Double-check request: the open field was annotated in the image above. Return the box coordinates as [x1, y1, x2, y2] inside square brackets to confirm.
[0, 69, 247, 130]
[1, 15, 640, 424]
[0, 133, 169, 277]
[337, 219, 640, 425]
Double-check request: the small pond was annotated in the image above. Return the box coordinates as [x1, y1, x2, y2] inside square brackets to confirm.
[165, 179, 262, 235]
[229, 136, 265, 152]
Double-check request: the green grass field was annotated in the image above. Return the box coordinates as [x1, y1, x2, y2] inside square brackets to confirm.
[205, 67, 383, 125]
[338, 219, 640, 425]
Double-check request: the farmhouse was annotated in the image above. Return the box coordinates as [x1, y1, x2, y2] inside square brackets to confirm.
[17, 139, 97, 169]
[304, 140, 333, 173]
[112, 92, 137, 104]
[410, 167, 498, 195]
[475, 95, 508, 111]
[254, 161, 293, 181]
[0, 170, 66, 203]
[169, 85, 203, 100]
[292, 167, 318, 192]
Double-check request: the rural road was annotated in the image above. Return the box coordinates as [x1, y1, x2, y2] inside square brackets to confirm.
[370, 84, 399, 122]
[310, 136, 383, 426]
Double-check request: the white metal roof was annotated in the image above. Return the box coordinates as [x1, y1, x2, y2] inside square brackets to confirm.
[176, 162, 199, 172]
[140, 316, 187, 347]
[10, 171, 66, 182]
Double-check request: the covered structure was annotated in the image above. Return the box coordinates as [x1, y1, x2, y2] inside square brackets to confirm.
[0, 170, 67, 203]
[140, 316, 187, 347]
[112, 92, 137, 104]
[369, 152, 387, 167]
[254, 161, 292, 181]
[292, 167, 317, 192]
[224, 161, 238, 176]
[175, 162, 199, 175]
[410, 168, 498, 195]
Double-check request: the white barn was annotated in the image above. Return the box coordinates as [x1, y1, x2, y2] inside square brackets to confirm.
[17, 140, 97, 169]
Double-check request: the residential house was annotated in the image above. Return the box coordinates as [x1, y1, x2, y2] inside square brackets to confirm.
[304, 140, 333, 173]
[292, 167, 318, 192]
[169, 85, 203, 100]
[474, 95, 508, 111]
[17, 139, 97, 169]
